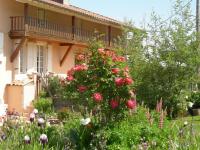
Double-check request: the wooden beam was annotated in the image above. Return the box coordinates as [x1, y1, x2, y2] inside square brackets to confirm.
[60, 44, 74, 66]
[72, 16, 75, 40]
[108, 26, 111, 46]
[10, 37, 27, 63]
[60, 43, 74, 46]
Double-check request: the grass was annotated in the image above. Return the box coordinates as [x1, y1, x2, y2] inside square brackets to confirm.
[173, 116, 200, 133]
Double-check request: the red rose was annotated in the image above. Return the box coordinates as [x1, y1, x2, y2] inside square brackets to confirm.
[124, 77, 133, 85]
[67, 69, 74, 76]
[115, 77, 124, 86]
[112, 68, 120, 74]
[126, 99, 137, 109]
[78, 85, 87, 93]
[110, 99, 119, 109]
[112, 56, 126, 62]
[74, 64, 88, 72]
[67, 75, 74, 81]
[93, 93, 103, 102]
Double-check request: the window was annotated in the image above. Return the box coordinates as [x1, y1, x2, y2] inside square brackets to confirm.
[0, 32, 3, 54]
[37, 45, 47, 74]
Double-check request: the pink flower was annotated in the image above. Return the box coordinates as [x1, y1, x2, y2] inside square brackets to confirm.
[74, 64, 88, 72]
[115, 77, 124, 86]
[112, 56, 126, 62]
[67, 69, 74, 76]
[67, 75, 74, 81]
[124, 66, 129, 72]
[112, 68, 120, 74]
[98, 48, 105, 54]
[93, 93, 103, 102]
[126, 99, 137, 109]
[124, 77, 133, 85]
[78, 85, 87, 93]
[110, 99, 119, 109]
[105, 50, 115, 57]
[76, 54, 85, 61]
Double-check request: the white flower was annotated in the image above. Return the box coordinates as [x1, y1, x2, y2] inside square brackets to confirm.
[184, 121, 188, 126]
[188, 102, 194, 108]
[38, 118, 45, 124]
[80, 118, 91, 125]
[185, 95, 188, 99]
[24, 135, 30, 141]
[30, 113, 35, 119]
[40, 134, 48, 144]
[33, 109, 38, 114]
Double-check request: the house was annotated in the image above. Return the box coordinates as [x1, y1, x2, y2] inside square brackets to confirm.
[0, 0, 123, 114]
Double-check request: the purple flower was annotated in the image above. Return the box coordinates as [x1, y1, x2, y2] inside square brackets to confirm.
[40, 134, 48, 144]
[38, 118, 45, 127]
[29, 113, 35, 122]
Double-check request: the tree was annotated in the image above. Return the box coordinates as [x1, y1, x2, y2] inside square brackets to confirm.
[121, 0, 200, 116]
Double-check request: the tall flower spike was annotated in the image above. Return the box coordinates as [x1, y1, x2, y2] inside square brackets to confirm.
[159, 110, 164, 129]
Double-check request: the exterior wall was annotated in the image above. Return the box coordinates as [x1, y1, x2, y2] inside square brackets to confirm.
[6, 85, 23, 112]
[23, 83, 35, 109]
[0, 0, 24, 104]
[52, 44, 76, 73]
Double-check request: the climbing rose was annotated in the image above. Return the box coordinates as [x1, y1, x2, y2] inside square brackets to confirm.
[67, 75, 74, 81]
[93, 93, 103, 102]
[126, 99, 137, 109]
[115, 77, 124, 86]
[124, 77, 133, 85]
[110, 100, 119, 109]
[78, 85, 87, 93]
[112, 68, 120, 74]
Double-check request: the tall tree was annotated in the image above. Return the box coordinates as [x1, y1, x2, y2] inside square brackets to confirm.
[120, 0, 200, 116]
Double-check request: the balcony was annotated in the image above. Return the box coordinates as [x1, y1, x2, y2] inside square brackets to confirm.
[9, 16, 114, 46]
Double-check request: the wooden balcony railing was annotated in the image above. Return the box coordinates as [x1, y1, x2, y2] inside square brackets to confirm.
[10, 16, 115, 46]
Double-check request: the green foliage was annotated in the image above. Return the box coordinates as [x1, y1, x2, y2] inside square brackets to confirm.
[188, 91, 200, 108]
[33, 97, 52, 113]
[121, 0, 200, 117]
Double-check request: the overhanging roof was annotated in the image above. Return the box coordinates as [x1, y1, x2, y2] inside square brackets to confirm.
[16, 0, 123, 28]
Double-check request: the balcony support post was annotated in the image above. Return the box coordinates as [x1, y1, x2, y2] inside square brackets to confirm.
[60, 44, 74, 66]
[108, 26, 111, 46]
[10, 37, 27, 63]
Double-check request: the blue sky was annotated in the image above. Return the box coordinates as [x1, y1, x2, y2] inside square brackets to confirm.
[70, 0, 196, 27]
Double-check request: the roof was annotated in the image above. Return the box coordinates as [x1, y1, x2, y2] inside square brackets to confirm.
[17, 0, 123, 28]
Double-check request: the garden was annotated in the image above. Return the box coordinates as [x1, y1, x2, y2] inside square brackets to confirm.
[1, 0, 200, 149]
[0, 40, 200, 149]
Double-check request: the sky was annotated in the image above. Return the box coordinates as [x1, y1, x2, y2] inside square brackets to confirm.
[70, 0, 196, 27]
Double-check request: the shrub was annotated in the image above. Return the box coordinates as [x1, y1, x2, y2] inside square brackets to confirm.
[33, 97, 52, 113]
[188, 91, 200, 109]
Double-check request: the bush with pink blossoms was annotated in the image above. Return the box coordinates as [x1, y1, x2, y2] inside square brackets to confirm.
[60, 41, 136, 124]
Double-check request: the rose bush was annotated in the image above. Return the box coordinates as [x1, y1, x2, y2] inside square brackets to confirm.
[62, 42, 135, 124]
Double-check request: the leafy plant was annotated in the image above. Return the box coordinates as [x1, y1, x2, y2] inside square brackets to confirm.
[33, 97, 52, 113]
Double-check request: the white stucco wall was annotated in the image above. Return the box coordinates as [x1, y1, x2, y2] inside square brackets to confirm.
[23, 83, 35, 109]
